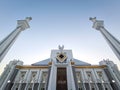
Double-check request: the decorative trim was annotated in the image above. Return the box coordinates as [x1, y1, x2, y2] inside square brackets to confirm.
[71, 61, 75, 65]
[56, 53, 67, 63]
[16, 65, 49, 69]
[75, 65, 107, 68]
[16, 65, 107, 69]
[48, 62, 52, 65]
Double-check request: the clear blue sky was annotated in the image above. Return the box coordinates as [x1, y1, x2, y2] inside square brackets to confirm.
[0, 0, 120, 73]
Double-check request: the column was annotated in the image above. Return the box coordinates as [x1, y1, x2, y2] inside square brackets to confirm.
[0, 17, 32, 62]
[0, 60, 23, 90]
[90, 17, 120, 61]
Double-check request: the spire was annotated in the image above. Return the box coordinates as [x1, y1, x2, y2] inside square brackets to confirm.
[90, 17, 120, 61]
[0, 17, 32, 62]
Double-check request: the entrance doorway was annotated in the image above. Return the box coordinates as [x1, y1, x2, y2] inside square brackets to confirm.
[56, 68, 68, 90]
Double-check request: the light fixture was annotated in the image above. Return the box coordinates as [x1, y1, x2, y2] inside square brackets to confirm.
[112, 80, 115, 83]
[7, 80, 10, 83]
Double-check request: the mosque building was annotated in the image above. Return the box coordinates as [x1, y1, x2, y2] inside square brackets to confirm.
[0, 17, 120, 90]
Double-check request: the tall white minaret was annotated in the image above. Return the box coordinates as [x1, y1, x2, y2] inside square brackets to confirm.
[90, 17, 120, 61]
[0, 17, 32, 62]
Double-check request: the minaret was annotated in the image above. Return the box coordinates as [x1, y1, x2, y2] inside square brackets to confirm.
[90, 17, 120, 61]
[0, 17, 32, 62]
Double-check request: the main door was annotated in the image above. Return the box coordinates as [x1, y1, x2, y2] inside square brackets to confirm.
[56, 68, 68, 90]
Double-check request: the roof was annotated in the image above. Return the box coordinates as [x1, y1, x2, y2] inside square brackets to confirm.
[73, 59, 91, 66]
[32, 58, 91, 66]
[32, 58, 50, 66]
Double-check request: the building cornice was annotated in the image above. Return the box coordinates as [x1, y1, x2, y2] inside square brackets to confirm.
[74, 65, 107, 68]
[16, 65, 107, 69]
[16, 65, 49, 69]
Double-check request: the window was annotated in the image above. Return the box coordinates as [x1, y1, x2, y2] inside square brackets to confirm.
[104, 83, 110, 90]
[79, 88, 82, 90]
[30, 72, 37, 83]
[97, 72, 102, 77]
[19, 71, 26, 83]
[42, 72, 48, 83]
[86, 72, 93, 82]
[28, 88, 32, 90]
[97, 71, 104, 82]
[105, 88, 108, 90]
[76, 72, 83, 89]
[41, 88, 45, 90]
[21, 72, 26, 78]
[14, 83, 19, 90]
[90, 83, 96, 90]
[39, 72, 48, 89]
[76, 72, 81, 83]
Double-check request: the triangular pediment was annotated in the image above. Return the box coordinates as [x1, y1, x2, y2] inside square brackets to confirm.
[32, 58, 91, 66]
[32, 58, 50, 66]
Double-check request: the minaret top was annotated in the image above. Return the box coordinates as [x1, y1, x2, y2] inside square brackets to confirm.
[17, 17, 32, 30]
[89, 17, 104, 30]
[89, 17, 97, 23]
[25, 17, 32, 22]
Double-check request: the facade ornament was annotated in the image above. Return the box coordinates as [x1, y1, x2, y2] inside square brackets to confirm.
[58, 45, 64, 53]
[89, 17, 97, 23]
[89, 17, 104, 30]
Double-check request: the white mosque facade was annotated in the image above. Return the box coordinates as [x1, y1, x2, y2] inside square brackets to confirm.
[0, 46, 120, 90]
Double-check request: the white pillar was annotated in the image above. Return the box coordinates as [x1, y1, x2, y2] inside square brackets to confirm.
[90, 17, 120, 61]
[67, 64, 76, 90]
[0, 60, 23, 90]
[0, 17, 32, 62]
[47, 63, 57, 90]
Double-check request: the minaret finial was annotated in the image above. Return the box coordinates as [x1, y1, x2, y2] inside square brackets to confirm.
[58, 45, 64, 53]
[89, 17, 96, 23]
[89, 17, 104, 30]
[25, 17, 32, 22]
